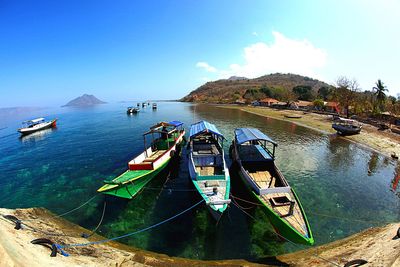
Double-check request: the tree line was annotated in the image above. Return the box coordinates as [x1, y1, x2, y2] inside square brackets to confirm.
[243, 77, 400, 117]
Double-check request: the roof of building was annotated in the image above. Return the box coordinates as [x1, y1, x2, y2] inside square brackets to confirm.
[259, 97, 279, 103]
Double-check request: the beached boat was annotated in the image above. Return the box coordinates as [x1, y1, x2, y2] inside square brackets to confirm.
[98, 121, 185, 199]
[231, 128, 314, 245]
[127, 107, 140, 114]
[332, 118, 362, 135]
[284, 114, 302, 119]
[188, 121, 231, 220]
[391, 126, 400, 135]
[18, 118, 57, 135]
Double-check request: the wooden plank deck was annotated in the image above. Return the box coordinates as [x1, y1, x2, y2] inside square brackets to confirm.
[144, 150, 166, 162]
[249, 171, 273, 189]
[261, 192, 307, 236]
[196, 166, 216, 176]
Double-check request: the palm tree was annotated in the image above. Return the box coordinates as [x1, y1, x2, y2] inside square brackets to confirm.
[373, 79, 388, 112]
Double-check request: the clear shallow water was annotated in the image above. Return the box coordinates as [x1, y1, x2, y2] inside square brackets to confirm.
[0, 102, 399, 261]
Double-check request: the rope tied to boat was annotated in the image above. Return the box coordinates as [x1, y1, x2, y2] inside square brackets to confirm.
[56, 199, 204, 249]
[81, 197, 107, 238]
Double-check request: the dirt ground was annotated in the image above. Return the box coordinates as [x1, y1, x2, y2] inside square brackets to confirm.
[0, 207, 399, 266]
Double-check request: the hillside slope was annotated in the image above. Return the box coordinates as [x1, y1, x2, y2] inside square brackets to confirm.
[181, 73, 331, 103]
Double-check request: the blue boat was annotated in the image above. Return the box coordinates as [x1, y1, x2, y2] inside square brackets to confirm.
[188, 121, 231, 221]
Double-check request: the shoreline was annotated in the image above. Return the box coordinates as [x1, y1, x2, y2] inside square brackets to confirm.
[1, 207, 399, 266]
[217, 105, 400, 158]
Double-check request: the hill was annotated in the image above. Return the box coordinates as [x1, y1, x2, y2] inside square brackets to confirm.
[62, 94, 107, 107]
[181, 73, 331, 103]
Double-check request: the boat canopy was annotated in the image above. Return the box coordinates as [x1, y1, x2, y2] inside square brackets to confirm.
[235, 128, 277, 146]
[168, 120, 184, 127]
[145, 121, 183, 135]
[24, 118, 45, 124]
[189, 120, 224, 139]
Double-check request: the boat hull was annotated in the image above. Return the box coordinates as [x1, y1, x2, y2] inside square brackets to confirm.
[100, 160, 169, 199]
[332, 124, 361, 135]
[237, 170, 314, 245]
[18, 119, 57, 135]
[98, 131, 185, 199]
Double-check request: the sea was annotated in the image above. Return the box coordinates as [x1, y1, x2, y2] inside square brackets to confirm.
[0, 102, 399, 261]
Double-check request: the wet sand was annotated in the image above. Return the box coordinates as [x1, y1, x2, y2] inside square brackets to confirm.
[219, 105, 400, 158]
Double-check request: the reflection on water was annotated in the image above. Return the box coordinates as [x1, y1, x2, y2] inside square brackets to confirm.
[19, 128, 57, 143]
[0, 102, 399, 261]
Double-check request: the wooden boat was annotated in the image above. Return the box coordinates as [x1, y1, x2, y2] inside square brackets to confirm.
[98, 121, 185, 199]
[391, 126, 400, 135]
[284, 114, 302, 119]
[127, 107, 140, 114]
[18, 117, 57, 135]
[231, 128, 314, 245]
[188, 121, 231, 220]
[332, 118, 362, 135]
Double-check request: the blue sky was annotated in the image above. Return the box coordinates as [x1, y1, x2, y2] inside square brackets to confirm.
[1, 0, 399, 107]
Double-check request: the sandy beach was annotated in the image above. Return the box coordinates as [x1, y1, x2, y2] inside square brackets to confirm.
[219, 105, 400, 158]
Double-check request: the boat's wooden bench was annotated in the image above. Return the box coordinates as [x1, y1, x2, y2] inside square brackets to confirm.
[143, 150, 167, 162]
[250, 171, 275, 188]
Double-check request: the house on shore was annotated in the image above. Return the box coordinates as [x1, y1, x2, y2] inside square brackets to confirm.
[289, 100, 313, 109]
[324, 101, 340, 113]
[259, 97, 279, 107]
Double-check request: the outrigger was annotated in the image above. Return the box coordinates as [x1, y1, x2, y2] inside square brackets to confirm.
[98, 121, 185, 199]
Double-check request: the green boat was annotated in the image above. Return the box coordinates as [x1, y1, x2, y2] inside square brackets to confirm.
[231, 128, 314, 245]
[98, 121, 185, 199]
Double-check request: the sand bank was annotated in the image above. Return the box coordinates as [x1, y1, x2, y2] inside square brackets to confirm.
[219, 105, 400, 158]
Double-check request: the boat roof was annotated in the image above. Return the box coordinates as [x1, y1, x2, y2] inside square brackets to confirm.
[168, 120, 183, 127]
[144, 121, 183, 135]
[235, 128, 277, 145]
[189, 120, 224, 138]
[335, 117, 354, 122]
[24, 118, 45, 123]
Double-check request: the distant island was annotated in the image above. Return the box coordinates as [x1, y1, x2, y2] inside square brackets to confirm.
[62, 94, 107, 107]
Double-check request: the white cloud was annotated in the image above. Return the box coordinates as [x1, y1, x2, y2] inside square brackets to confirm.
[252, 31, 258, 36]
[195, 62, 217, 73]
[197, 31, 327, 80]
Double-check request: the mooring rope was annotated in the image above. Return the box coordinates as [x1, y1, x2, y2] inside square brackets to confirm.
[232, 199, 342, 267]
[52, 194, 99, 219]
[81, 199, 107, 238]
[59, 199, 204, 248]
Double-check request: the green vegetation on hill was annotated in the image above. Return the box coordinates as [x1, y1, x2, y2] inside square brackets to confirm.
[181, 73, 331, 103]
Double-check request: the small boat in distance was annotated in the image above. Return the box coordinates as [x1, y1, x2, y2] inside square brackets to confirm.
[127, 107, 140, 114]
[231, 128, 314, 245]
[188, 121, 231, 221]
[152, 103, 157, 110]
[18, 117, 57, 135]
[332, 117, 362, 135]
[98, 121, 185, 199]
